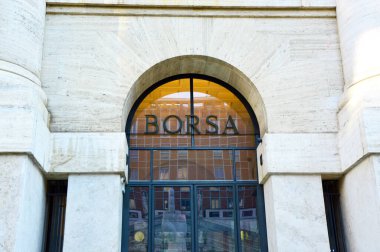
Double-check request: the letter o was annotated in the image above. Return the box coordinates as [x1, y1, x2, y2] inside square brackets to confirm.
[163, 115, 182, 134]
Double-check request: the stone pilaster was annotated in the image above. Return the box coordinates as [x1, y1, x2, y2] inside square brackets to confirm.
[264, 175, 330, 251]
[336, 0, 380, 250]
[63, 175, 123, 252]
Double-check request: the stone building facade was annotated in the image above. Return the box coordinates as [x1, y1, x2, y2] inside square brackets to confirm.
[0, 0, 380, 251]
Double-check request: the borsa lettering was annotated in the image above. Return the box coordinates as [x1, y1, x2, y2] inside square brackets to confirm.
[145, 115, 239, 135]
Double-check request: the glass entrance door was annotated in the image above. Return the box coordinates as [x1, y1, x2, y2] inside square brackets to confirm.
[196, 186, 236, 252]
[125, 184, 262, 252]
[150, 185, 252, 252]
[154, 186, 192, 252]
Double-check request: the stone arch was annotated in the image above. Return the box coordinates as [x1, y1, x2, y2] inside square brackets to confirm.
[122, 55, 267, 136]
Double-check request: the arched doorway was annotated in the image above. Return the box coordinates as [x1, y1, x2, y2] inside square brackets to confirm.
[122, 74, 267, 251]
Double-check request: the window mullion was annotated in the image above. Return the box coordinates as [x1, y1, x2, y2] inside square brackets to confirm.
[190, 77, 194, 146]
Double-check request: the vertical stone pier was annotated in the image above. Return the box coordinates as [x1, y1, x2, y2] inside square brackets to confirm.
[336, 0, 380, 250]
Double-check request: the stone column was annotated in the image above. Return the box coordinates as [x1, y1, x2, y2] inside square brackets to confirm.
[336, 0, 380, 250]
[63, 175, 123, 252]
[0, 1, 48, 251]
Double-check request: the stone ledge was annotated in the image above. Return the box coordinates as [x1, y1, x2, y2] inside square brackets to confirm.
[46, 5, 336, 18]
[50, 132, 127, 175]
[46, 0, 336, 8]
[257, 133, 340, 183]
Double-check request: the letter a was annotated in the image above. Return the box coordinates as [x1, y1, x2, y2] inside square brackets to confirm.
[223, 115, 239, 135]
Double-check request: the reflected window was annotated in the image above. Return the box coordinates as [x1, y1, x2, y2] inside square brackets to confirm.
[214, 167, 225, 180]
[159, 167, 169, 180]
[213, 150, 223, 159]
[178, 150, 188, 160]
[211, 199, 220, 209]
[130, 169, 138, 180]
[161, 150, 170, 160]
[177, 166, 188, 180]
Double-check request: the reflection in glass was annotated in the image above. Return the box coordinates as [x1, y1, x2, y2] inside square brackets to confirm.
[239, 186, 260, 252]
[154, 187, 192, 252]
[126, 77, 262, 251]
[129, 150, 150, 181]
[130, 78, 256, 149]
[197, 187, 235, 251]
[236, 150, 257, 180]
[130, 79, 191, 147]
[128, 187, 149, 252]
[153, 150, 233, 180]
[193, 79, 255, 147]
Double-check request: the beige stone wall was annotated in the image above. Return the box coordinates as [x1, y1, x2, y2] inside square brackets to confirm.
[40, 5, 343, 251]
[42, 6, 343, 137]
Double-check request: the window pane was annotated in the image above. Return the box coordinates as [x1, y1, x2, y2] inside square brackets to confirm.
[197, 186, 235, 251]
[193, 79, 255, 147]
[238, 186, 260, 252]
[129, 79, 191, 147]
[129, 150, 150, 181]
[153, 150, 233, 180]
[127, 187, 149, 252]
[154, 187, 192, 251]
[236, 150, 257, 180]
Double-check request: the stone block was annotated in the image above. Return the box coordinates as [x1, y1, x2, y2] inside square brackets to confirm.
[63, 174, 123, 252]
[50, 133, 127, 174]
[0, 155, 45, 252]
[338, 105, 380, 172]
[340, 155, 380, 251]
[258, 133, 340, 183]
[264, 175, 329, 251]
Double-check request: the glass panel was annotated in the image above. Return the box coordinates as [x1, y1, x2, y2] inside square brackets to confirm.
[129, 150, 150, 181]
[193, 79, 255, 147]
[128, 187, 149, 252]
[154, 187, 192, 252]
[130, 79, 191, 147]
[238, 186, 260, 252]
[197, 186, 235, 251]
[153, 150, 233, 180]
[236, 150, 257, 180]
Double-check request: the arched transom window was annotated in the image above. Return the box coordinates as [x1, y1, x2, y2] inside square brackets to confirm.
[123, 75, 266, 252]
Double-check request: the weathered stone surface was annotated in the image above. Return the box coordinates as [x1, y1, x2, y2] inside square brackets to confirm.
[257, 133, 340, 182]
[340, 155, 380, 252]
[264, 175, 330, 251]
[42, 11, 343, 134]
[50, 133, 127, 174]
[0, 75, 50, 169]
[0, 0, 46, 79]
[63, 175, 123, 252]
[336, 0, 380, 89]
[0, 155, 45, 252]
